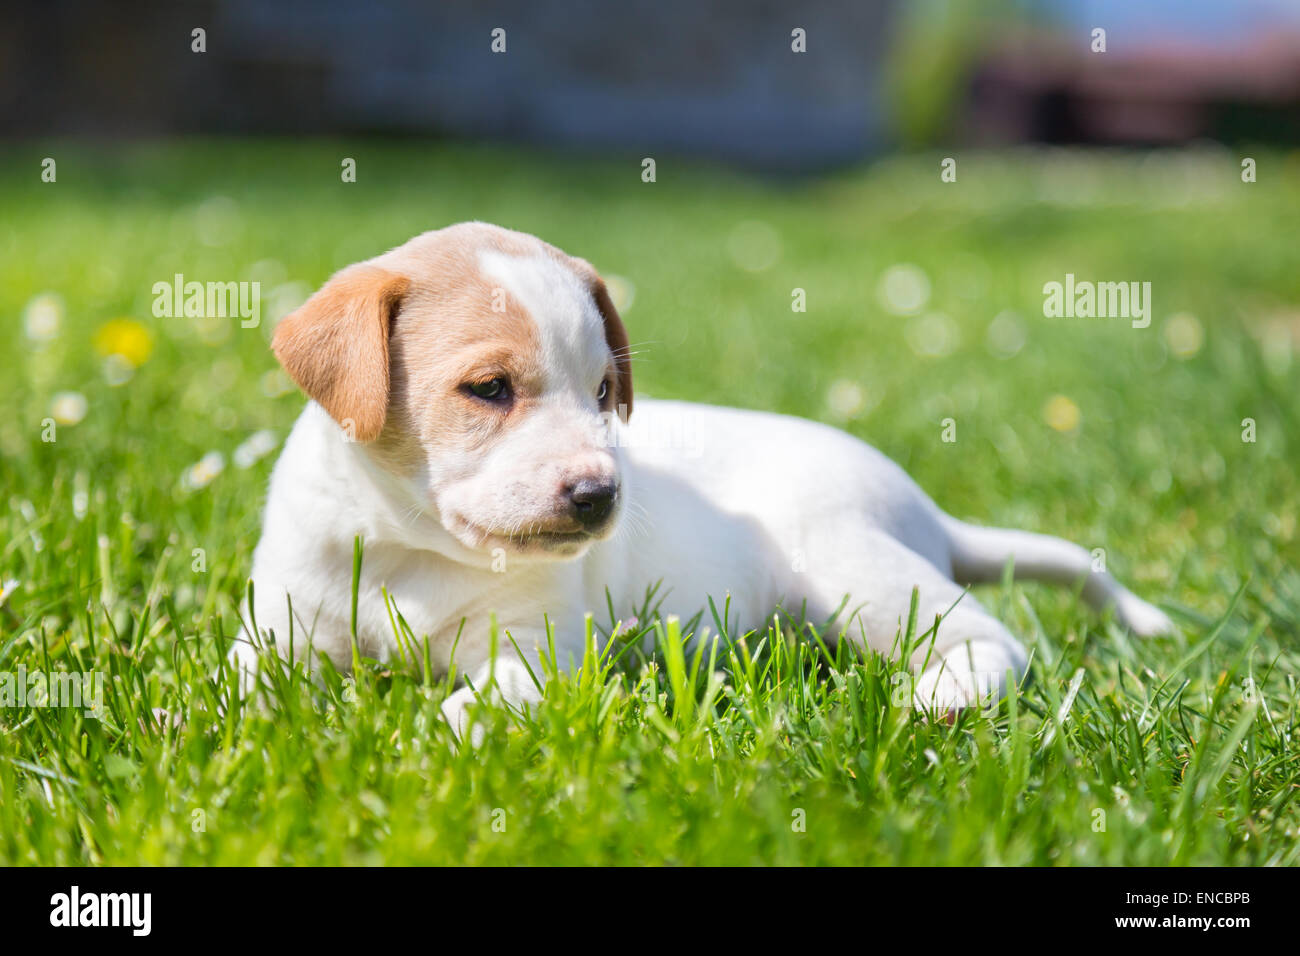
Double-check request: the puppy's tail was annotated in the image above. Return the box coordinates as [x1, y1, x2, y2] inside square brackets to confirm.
[940, 515, 1175, 637]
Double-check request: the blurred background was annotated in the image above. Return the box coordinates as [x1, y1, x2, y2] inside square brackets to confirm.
[5, 0, 1300, 164]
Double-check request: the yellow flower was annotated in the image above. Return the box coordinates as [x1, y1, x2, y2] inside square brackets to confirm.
[1043, 394, 1081, 433]
[93, 318, 154, 368]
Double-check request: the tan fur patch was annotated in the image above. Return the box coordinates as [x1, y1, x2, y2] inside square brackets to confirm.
[271, 265, 410, 443]
[410, 227, 634, 422]
[374, 229, 546, 472]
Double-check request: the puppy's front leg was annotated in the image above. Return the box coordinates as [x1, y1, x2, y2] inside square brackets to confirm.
[440, 650, 546, 748]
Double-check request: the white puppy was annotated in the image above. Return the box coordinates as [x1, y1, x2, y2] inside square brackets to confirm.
[238, 222, 1174, 738]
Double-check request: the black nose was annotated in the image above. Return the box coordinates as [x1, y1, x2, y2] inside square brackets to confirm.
[566, 477, 617, 527]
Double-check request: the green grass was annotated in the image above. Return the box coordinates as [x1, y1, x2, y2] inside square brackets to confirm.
[1, 140, 1297, 865]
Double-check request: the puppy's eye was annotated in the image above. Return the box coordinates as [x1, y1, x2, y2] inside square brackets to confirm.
[466, 377, 510, 401]
[597, 379, 609, 403]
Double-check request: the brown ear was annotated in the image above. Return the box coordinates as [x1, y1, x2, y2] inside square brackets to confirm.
[271, 265, 410, 442]
[591, 278, 633, 422]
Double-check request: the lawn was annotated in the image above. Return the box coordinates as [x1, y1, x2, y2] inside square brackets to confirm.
[1, 141, 1297, 865]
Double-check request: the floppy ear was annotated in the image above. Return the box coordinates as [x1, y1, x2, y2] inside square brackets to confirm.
[591, 277, 633, 422]
[271, 265, 410, 442]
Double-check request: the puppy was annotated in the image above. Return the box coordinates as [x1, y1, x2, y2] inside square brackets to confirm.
[237, 222, 1174, 738]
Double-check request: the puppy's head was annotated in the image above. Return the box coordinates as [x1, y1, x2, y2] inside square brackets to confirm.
[272, 222, 633, 560]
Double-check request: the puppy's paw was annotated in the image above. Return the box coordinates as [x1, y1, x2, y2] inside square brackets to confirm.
[911, 668, 966, 722]
[911, 666, 1000, 720]
[1116, 595, 1177, 638]
[911, 637, 1022, 720]
[440, 657, 544, 748]
[440, 687, 486, 749]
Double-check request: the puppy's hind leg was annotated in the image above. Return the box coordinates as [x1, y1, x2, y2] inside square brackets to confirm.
[940, 515, 1175, 637]
[803, 528, 1028, 716]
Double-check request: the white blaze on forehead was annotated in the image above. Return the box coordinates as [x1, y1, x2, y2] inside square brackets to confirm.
[478, 250, 607, 393]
